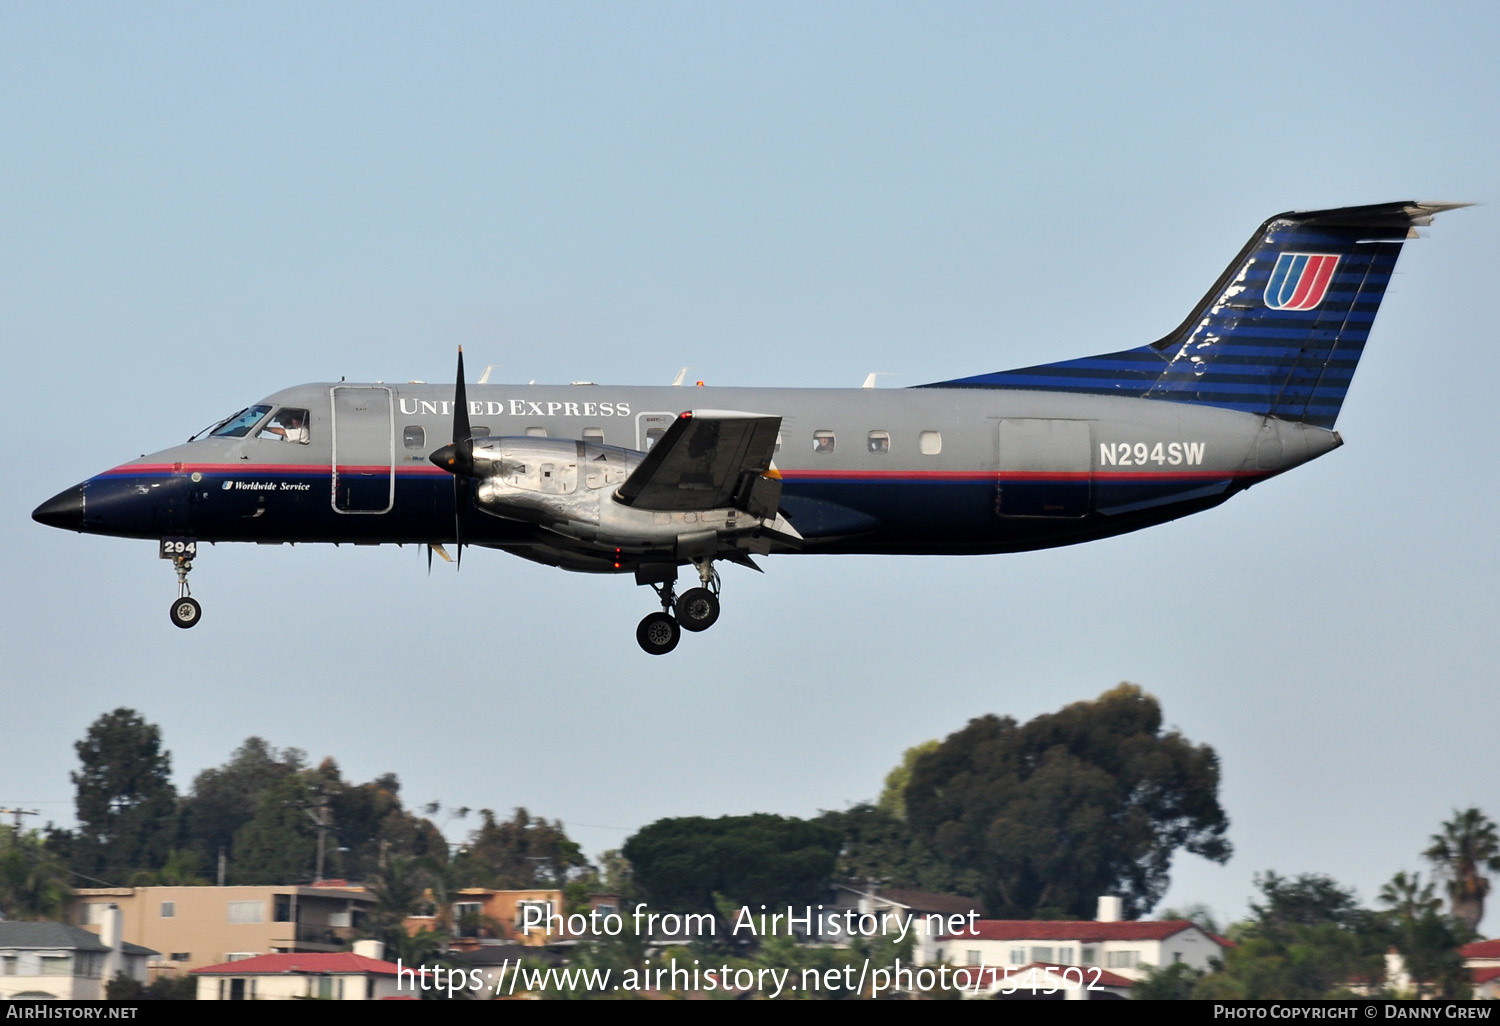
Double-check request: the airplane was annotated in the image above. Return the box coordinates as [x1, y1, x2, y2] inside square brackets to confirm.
[33, 201, 1463, 654]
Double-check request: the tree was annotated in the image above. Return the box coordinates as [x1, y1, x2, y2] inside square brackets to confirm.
[71, 709, 178, 879]
[904, 684, 1230, 918]
[458, 808, 587, 889]
[1377, 870, 1470, 998]
[622, 814, 841, 915]
[227, 774, 321, 884]
[876, 741, 939, 821]
[1423, 807, 1500, 936]
[0, 830, 72, 921]
[179, 737, 303, 868]
[814, 803, 981, 897]
[1192, 872, 1385, 999]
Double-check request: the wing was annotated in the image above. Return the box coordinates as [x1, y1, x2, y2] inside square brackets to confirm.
[615, 410, 782, 516]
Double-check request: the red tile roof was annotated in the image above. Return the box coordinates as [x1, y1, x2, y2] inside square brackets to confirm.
[192, 952, 403, 976]
[1461, 939, 1500, 960]
[1471, 967, 1500, 985]
[943, 919, 1221, 946]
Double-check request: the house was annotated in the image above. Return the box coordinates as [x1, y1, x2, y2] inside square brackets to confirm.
[929, 898, 1229, 984]
[73, 883, 376, 977]
[192, 939, 407, 1000]
[1462, 939, 1500, 999]
[0, 915, 157, 1001]
[402, 887, 567, 949]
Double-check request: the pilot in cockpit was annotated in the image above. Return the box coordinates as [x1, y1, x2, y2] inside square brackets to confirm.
[262, 409, 309, 444]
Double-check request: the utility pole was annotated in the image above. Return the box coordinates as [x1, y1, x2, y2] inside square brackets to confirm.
[294, 794, 333, 883]
[0, 807, 38, 839]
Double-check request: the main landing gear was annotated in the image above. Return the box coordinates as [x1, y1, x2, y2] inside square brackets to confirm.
[635, 562, 722, 655]
[168, 554, 202, 629]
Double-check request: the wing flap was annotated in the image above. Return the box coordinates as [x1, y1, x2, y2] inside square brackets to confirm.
[616, 411, 782, 513]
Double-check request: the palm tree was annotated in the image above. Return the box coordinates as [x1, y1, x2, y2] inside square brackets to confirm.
[1424, 808, 1500, 936]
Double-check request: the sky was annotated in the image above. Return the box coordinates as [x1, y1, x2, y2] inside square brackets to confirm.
[4, 2, 1497, 931]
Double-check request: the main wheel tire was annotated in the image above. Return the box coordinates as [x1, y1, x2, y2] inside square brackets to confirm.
[170, 597, 202, 629]
[636, 611, 681, 655]
[675, 588, 721, 632]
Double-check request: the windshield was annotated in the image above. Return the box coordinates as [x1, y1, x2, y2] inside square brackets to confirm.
[207, 405, 273, 438]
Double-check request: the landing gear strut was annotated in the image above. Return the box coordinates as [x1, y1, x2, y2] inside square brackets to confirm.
[168, 555, 202, 629]
[634, 560, 722, 654]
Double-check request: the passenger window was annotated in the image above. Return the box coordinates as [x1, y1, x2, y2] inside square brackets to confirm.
[258, 408, 311, 444]
[920, 430, 942, 455]
[813, 431, 836, 454]
[525, 426, 546, 437]
[582, 427, 605, 443]
[867, 430, 890, 454]
[469, 426, 491, 438]
[403, 426, 426, 449]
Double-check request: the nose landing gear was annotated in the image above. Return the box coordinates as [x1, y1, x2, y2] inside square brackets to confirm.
[161, 540, 203, 629]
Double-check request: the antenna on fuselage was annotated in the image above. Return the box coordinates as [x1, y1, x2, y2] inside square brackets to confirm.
[671, 367, 688, 387]
[862, 372, 893, 388]
[478, 365, 493, 384]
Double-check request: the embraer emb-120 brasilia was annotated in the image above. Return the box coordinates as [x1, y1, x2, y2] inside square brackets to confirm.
[34, 202, 1464, 654]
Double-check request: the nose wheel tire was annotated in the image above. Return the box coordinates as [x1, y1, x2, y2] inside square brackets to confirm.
[636, 612, 681, 655]
[675, 588, 720, 632]
[170, 597, 202, 629]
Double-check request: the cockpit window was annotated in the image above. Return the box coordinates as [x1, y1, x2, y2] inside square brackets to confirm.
[257, 408, 311, 444]
[209, 405, 273, 438]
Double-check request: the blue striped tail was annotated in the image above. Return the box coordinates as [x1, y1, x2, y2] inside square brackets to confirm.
[921, 202, 1464, 429]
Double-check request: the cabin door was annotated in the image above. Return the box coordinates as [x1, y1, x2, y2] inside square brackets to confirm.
[995, 419, 1092, 518]
[330, 386, 395, 514]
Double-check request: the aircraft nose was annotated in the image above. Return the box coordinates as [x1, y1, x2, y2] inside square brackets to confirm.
[33, 484, 86, 531]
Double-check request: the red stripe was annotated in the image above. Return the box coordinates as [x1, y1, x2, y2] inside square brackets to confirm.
[99, 463, 447, 477]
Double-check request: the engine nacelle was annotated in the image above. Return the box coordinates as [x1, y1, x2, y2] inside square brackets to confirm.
[466, 436, 798, 558]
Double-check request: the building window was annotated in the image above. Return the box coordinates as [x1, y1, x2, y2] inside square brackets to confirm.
[454, 902, 484, 939]
[318, 977, 334, 999]
[1, 956, 16, 976]
[227, 901, 264, 924]
[403, 425, 426, 449]
[1030, 946, 1054, 963]
[274, 897, 292, 923]
[919, 430, 942, 455]
[1081, 946, 1097, 965]
[171, 952, 190, 962]
[1105, 950, 1140, 969]
[1009, 947, 1026, 965]
[1058, 946, 1075, 964]
[516, 900, 553, 933]
[867, 430, 890, 454]
[225, 952, 258, 962]
[813, 431, 836, 454]
[40, 954, 71, 976]
[160, 901, 176, 918]
[966, 950, 981, 966]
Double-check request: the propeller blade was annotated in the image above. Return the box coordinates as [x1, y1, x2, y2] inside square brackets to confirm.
[427, 347, 477, 571]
